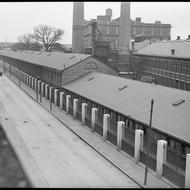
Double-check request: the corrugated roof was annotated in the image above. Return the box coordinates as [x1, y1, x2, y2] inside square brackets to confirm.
[0, 49, 91, 70]
[64, 72, 190, 143]
[134, 39, 190, 59]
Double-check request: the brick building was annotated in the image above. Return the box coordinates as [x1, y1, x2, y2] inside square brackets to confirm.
[83, 8, 171, 50]
[131, 37, 190, 91]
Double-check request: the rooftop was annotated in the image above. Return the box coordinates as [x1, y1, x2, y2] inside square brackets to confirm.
[134, 39, 190, 59]
[64, 72, 190, 143]
[0, 49, 91, 71]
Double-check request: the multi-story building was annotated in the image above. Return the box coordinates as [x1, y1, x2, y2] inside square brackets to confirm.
[83, 8, 171, 50]
[131, 36, 190, 91]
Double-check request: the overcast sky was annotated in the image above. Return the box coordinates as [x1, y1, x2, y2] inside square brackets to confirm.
[0, 2, 189, 44]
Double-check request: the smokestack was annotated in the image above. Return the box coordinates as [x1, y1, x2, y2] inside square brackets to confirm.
[119, 2, 131, 54]
[72, 2, 84, 53]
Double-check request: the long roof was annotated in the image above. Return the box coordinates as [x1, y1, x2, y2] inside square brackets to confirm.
[64, 72, 190, 143]
[134, 39, 190, 59]
[0, 49, 91, 70]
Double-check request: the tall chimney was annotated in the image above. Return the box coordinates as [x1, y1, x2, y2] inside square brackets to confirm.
[72, 2, 84, 53]
[119, 2, 131, 54]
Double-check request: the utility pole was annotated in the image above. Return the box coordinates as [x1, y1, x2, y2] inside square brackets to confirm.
[144, 99, 154, 185]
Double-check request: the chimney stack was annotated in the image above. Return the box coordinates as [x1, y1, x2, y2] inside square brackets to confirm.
[72, 2, 84, 53]
[187, 35, 190, 40]
[119, 2, 131, 54]
[177, 36, 180, 40]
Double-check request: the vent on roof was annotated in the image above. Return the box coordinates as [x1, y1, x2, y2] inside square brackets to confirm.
[47, 53, 51, 56]
[118, 85, 128, 91]
[87, 77, 95, 81]
[70, 55, 76, 59]
[172, 99, 185, 106]
[171, 49, 175, 55]
[30, 52, 34, 54]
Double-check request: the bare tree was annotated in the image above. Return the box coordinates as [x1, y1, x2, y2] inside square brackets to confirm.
[16, 33, 41, 51]
[18, 33, 34, 44]
[33, 25, 64, 52]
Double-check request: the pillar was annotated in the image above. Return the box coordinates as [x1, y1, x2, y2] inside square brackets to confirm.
[73, 99, 79, 119]
[45, 84, 49, 99]
[185, 154, 190, 188]
[103, 114, 110, 141]
[60, 92, 64, 109]
[66, 95, 71, 114]
[35, 78, 38, 91]
[38, 80, 41, 93]
[134, 129, 144, 163]
[54, 89, 58, 106]
[82, 103, 87, 125]
[26, 74, 29, 85]
[32, 77, 34, 89]
[41, 82, 44, 96]
[117, 121, 125, 150]
[28, 76, 30, 87]
[91, 108, 97, 131]
[156, 140, 167, 178]
[49, 86, 52, 102]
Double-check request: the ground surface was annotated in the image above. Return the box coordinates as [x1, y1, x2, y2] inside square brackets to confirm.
[0, 124, 31, 187]
[0, 75, 139, 188]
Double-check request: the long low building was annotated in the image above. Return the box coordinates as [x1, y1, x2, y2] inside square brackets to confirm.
[0, 49, 118, 87]
[63, 71, 190, 145]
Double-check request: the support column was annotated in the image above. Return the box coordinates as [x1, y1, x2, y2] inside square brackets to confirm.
[185, 154, 190, 188]
[60, 92, 64, 109]
[117, 121, 125, 150]
[134, 129, 144, 163]
[26, 74, 29, 85]
[35, 78, 38, 91]
[91, 108, 97, 131]
[38, 80, 41, 93]
[32, 77, 34, 89]
[103, 114, 110, 141]
[49, 86, 52, 111]
[82, 103, 87, 125]
[41, 82, 44, 96]
[156, 140, 167, 178]
[54, 89, 58, 106]
[45, 84, 49, 99]
[73, 99, 79, 119]
[66, 95, 71, 114]
[29, 76, 31, 87]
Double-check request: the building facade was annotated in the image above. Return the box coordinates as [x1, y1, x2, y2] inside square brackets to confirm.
[131, 39, 190, 91]
[83, 8, 171, 50]
[0, 50, 118, 88]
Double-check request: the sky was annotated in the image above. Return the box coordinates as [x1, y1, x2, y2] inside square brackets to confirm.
[0, 2, 189, 44]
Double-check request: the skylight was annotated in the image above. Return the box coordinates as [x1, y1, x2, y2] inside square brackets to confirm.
[172, 99, 185, 106]
[70, 55, 76, 59]
[118, 85, 128, 91]
[87, 77, 95, 81]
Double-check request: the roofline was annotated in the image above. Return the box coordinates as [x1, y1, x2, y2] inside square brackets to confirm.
[132, 52, 190, 61]
[60, 55, 92, 72]
[62, 71, 94, 86]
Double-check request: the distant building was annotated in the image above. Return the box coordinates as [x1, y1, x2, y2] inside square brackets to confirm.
[0, 49, 118, 87]
[83, 8, 171, 50]
[131, 36, 190, 91]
